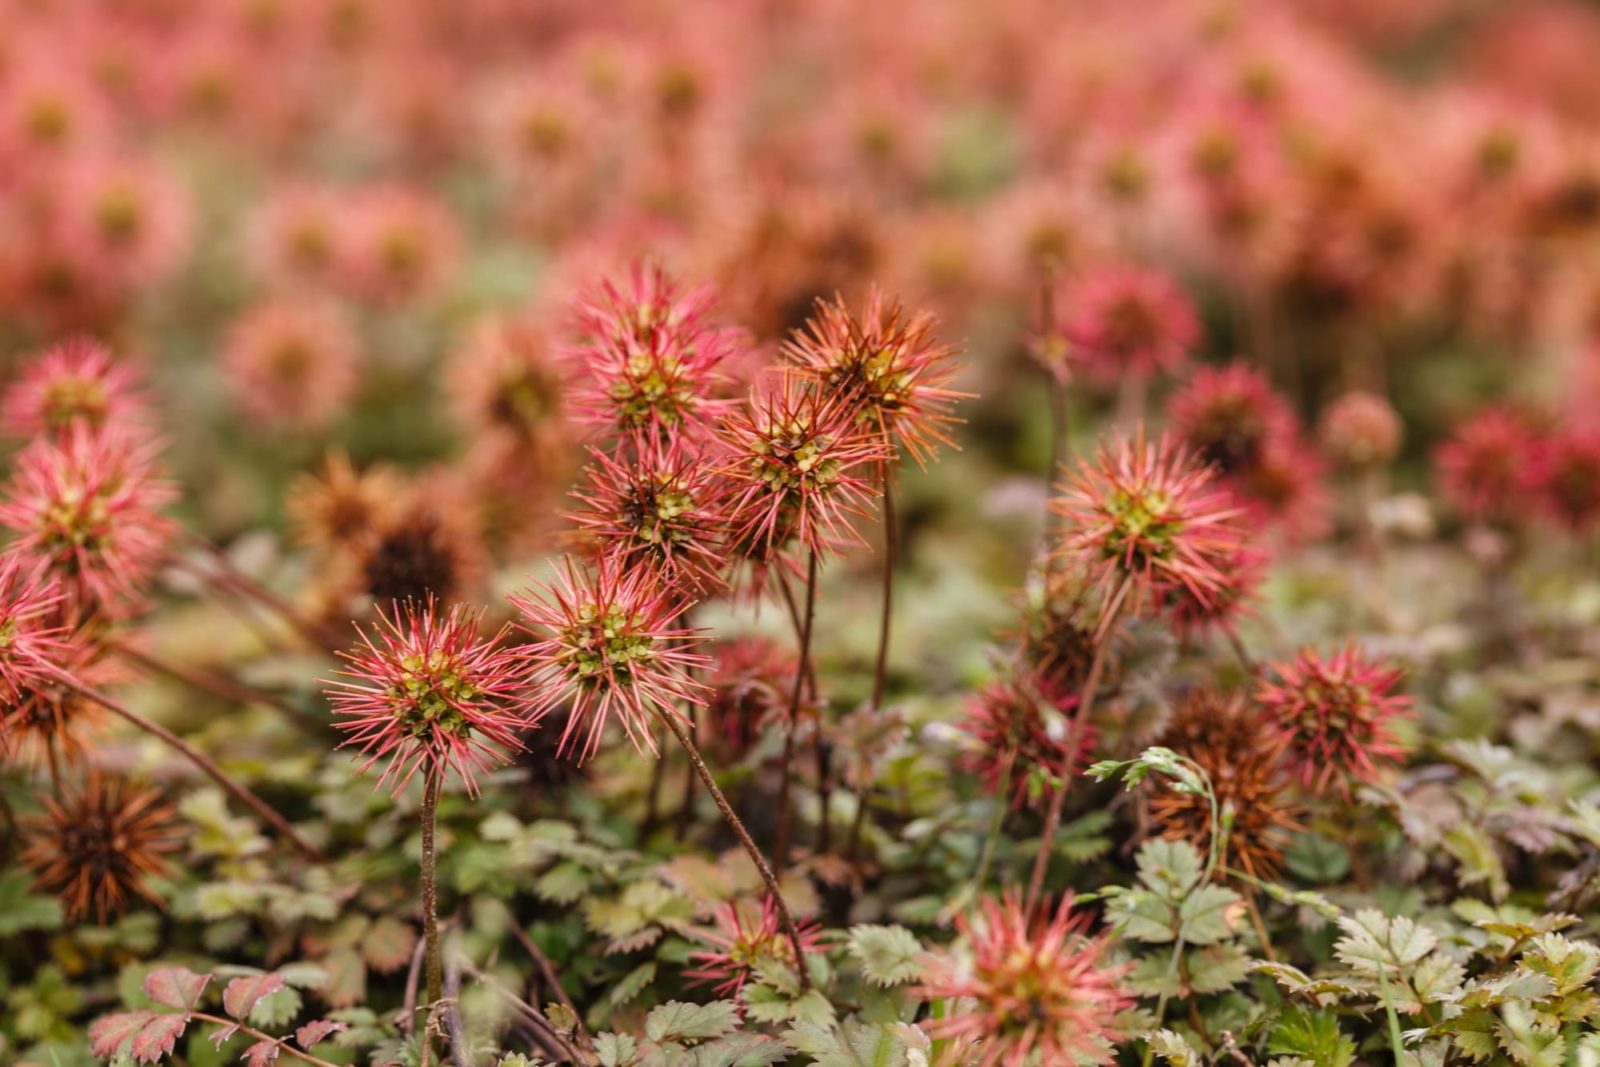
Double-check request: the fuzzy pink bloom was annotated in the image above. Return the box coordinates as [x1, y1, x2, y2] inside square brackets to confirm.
[0, 61, 110, 166]
[340, 185, 461, 305]
[783, 287, 965, 465]
[1, 338, 149, 438]
[1258, 644, 1411, 795]
[919, 892, 1133, 1067]
[511, 558, 708, 763]
[52, 154, 193, 291]
[567, 263, 741, 444]
[1434, 406, 1547, 524]
[1535, 426, 1600, 533]
[568, 438, 730, 596]
[1052, 428, 1246, 614]
[326, 597, 536, 796]
[716, 377, 891, 561]
[685, 896, 824, 999]
[221, 298, 361, 431]
[1167, 363, 1296, 478]
[960, 676, 1093, 812]
[1062, 264, 1199, 385]
[0, 425, 174, 618]
[247, 185, 348, 289]
[1319, 390, 1403, 470]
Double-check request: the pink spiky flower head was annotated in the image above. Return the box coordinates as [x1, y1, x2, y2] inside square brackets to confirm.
[685, 896, 825, 999]
[716, 376, 891, 561]
[1063, 263, 1199, 385]
[567, 263, 741, 445]
[919, 892, 1133, 1067]
[511, 557, 708, 763]
[1434, 406, 1547, 525]
[0, 555, 73, 733]
[222, 298, 361, 432]
[1257, 644, 1411, 796]
[1167, 363, 1296, 477]
[0, 424, 175, 619]
[960, 674, 1093, 812]
[568, 437, 730, 596]
[325, 597, 536, 796]
[1319, 390, 1403, 471]
[1, 338, 149, 439]
[783, 287, 966, 465]
[1052, 427, 1246, 616]
[1539, 426, 1600, 532]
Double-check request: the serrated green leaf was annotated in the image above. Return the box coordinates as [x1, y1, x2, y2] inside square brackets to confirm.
[847, 925, 924, 987]
[645, 1001, 739, 1044]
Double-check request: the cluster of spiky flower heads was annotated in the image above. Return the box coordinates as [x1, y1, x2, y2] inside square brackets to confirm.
[0, 422, 175, 618]
[960, 674, 1093, 812]
[1257, 644, 1411, 796]
[1052, 428, 1246, 617]
[0, 337, 148, 438]
[326, 597, 538, 796]
[512, 557, 708, 763]
[567, 263, 741, 445]
[717, 376, 891, 561]
[568, 438, 730, 596]
[783, 287, 964, 465]
[1150, 687, 1300, 880]
[1059, 263, 1199, 384]
[21, 775, 181, 922]
[919, 892, 1133, 1067]
[684, 895, 825, 999]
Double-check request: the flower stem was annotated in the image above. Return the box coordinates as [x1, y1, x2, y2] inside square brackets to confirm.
[46, 665, 324, 862]
[656, 707, 813, 991]
[1024, 574, 1132, 914]
[775, 549, 818, 873]
[421, 772, 443, 1008]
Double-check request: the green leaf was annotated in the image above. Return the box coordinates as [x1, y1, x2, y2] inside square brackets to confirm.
[1176, 884, 1244, 946]
[595, 1032, 638, 1067]
[645, 1001, 739, 1044]
[1146, 1029, 1203, 1067]
[847, 925, 924, 987]
[1284, 834, 1351, 884]
[1135, 838, 1204, 899]
[535, 862, 590, 905]
[691, 1032, 789, 1067]
[1268, 1005, 1356, 1067]
[0, 870, 63, 935]
[1335, 909, 1439, 973]
[609, 962, 656, 1007]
